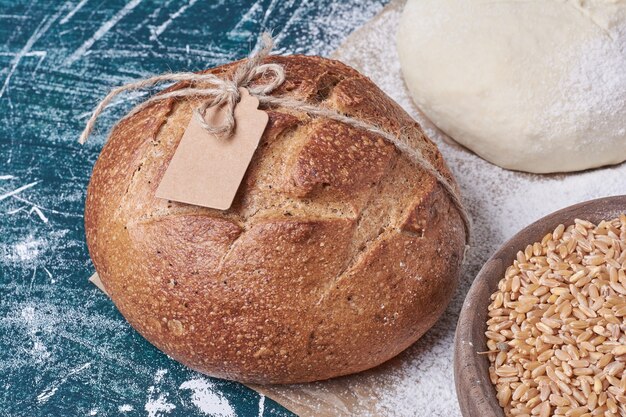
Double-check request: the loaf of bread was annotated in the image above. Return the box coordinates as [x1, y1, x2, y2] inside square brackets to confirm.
[85, 55, 465, 384]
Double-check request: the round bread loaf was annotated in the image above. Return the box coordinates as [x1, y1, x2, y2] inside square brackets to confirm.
[85, 55, 466, 384]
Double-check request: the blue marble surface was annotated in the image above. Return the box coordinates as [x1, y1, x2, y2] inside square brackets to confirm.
[0, 1, 386, 416]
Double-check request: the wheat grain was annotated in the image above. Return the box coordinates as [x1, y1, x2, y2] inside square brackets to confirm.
[487, 216, 626, 416]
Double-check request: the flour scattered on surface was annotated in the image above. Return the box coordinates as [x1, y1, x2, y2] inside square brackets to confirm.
[258, 394, 265, 417]
[154, 369, 168, 384]
[275, 1, 386, 56]
[4, 235, 44, 264]
[145, 369, 176, 417]
[1, 229, 70, 268]
[36, 386, 58, 404]
[145, 394, 176, 417]
[20, 306, 51, 364]
[29, 206, 49, 223]
[180, 378, 236, 417]
[119, 404, 134, 412]
[35, 362, 92, 405]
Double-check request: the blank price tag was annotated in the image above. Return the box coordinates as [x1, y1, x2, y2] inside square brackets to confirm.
[156, 88, 268, 210]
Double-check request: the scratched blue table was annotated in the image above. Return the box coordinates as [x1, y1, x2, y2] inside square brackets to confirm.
[0, 1, 386, 416]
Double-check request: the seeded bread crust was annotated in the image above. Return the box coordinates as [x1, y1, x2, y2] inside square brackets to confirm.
[85, 55, 465, 384]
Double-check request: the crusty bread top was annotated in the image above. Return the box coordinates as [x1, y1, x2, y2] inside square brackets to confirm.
[85, 55, 465, 384]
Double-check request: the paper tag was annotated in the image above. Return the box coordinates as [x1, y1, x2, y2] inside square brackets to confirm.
[156, 88, 268, 210]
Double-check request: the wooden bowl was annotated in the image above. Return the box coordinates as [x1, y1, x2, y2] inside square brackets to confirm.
[454, 195, 626, 417]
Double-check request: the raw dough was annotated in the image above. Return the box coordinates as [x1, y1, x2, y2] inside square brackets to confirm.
[397, 0, 626, 173]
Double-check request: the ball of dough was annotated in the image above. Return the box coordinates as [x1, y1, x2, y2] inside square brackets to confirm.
[397, 0, 626, 173]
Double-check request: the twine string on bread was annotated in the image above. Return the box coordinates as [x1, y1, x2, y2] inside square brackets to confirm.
[79, 33, 471, 242]
[78, 33, 281, 144]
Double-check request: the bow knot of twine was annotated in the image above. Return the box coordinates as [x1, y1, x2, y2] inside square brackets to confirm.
[192, 34, 285, 138]
[79, 33, 471, 243]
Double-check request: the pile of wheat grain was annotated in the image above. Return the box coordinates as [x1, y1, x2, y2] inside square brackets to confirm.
[486, 215, 626, 417]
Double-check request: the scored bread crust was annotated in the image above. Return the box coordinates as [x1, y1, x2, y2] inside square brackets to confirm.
[85, 55, 465, 384]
